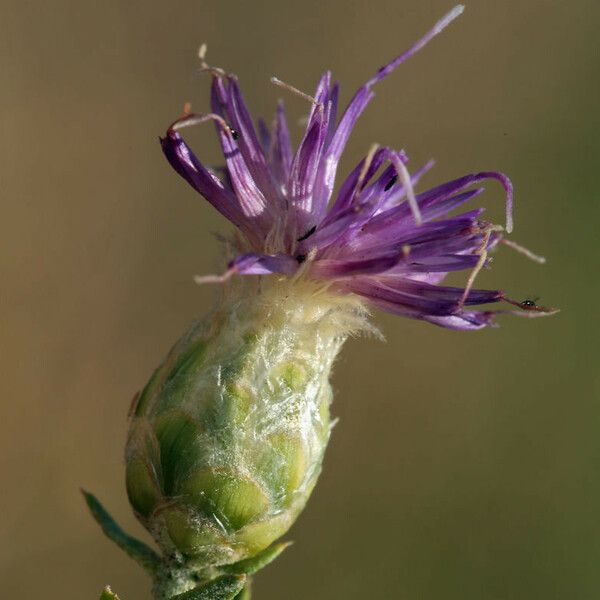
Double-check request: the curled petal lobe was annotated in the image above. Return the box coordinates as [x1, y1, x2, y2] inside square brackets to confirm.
[161, 128, 261, 241]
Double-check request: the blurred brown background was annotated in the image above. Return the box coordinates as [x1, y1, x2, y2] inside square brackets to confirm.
[1, 0, 598, 598]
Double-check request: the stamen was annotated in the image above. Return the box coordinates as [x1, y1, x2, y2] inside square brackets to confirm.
[389, 152, 422, 225]
[500, 238, 546, 264]
[270, 76, 323, 109]
[170, 112, 237, 140]
[458, 225, 492, 309]
[197, 43, 227, 77]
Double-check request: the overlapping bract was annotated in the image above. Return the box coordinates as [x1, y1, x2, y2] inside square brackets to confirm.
[161, 6, 518, 331]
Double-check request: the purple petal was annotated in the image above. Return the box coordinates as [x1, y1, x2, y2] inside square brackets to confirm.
[325, 81, 339, 146]
[305, 71, 331, 128]
[297, 206, 364, 255]
[288, 115, 328, 215]
[321, 147, 389, 227]
[227, 79, 279, 198]
[257, 118, 271, 154]
[367, 158, 435, 214]
[343, 210, 484, 259]
[355, 292, 496, 330]
[310, 253, 402, 279]
[269, 100, 293, 188]
[311, 86, 375, 215]
[288, 72, 331, 221]
[318, 146, 413, 252]
[392, 253, 481, 274]
[374, 172, 511, 232]
[209, 81, 272, 222]
[228, 252, 298, 276]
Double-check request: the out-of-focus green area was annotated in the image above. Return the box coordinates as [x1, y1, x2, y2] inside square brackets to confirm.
[1, 1, 598, 598]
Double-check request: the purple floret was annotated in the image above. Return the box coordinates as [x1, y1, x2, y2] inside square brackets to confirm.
[160, 6, 550, 330]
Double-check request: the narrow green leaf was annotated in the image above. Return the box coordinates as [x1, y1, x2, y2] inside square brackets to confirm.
[221, 541, 292, 576]
[99, 585, 120, 600]
[82, 489, 162, 573]
[173, 575, 246, 600]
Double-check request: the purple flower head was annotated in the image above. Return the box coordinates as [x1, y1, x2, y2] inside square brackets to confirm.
[161, 5, 555, 331]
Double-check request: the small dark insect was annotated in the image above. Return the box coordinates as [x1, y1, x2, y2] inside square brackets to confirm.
[504, 296, 554, 313]
[297, 225, 316, 242]
[230, 128, 239, 140]
[296, 254, 307, 264]
[520, 296, 541, 310]
[520, 299, 538, 309]
[384, 175, 398, 191]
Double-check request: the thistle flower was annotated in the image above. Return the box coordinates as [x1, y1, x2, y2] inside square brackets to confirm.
[162, 5, 554, 331]
[86, 6, 555, 600]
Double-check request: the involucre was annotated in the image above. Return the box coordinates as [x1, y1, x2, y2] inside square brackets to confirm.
[126, 279, 364, 575]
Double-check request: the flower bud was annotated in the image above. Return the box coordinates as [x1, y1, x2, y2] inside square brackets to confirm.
[126, 279, 364, 568]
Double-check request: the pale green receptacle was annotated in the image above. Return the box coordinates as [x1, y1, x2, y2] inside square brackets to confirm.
[125, 278, 361, 572]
